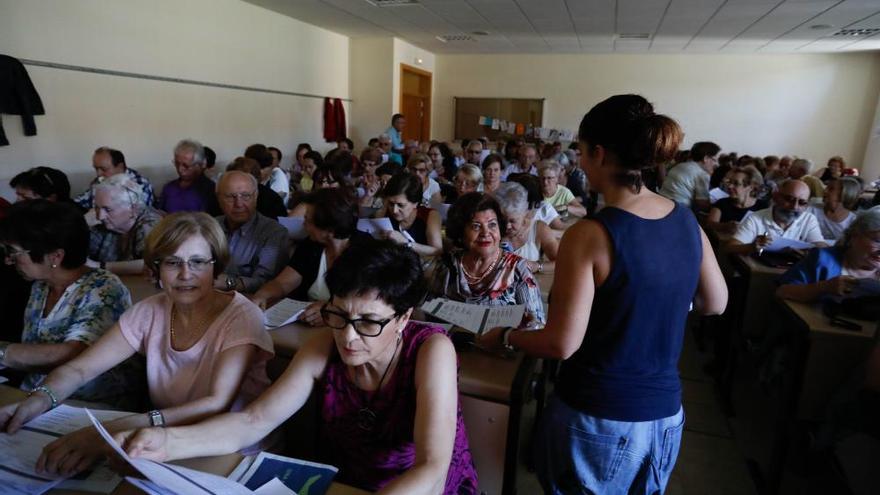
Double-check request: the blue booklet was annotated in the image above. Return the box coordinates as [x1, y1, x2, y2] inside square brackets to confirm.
[230, 452, 338, 495]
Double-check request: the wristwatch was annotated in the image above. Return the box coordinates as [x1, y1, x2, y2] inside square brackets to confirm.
[501, 327, 516, 352]
[225, 275, 237, 291]
[0, 341, 9, 365]
[148, 409, 166, 427]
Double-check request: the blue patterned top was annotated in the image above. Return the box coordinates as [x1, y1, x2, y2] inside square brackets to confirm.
[21, 268, 146, 409]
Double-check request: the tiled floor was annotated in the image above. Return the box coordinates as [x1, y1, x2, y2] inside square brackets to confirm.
[514, 328, 759, 494]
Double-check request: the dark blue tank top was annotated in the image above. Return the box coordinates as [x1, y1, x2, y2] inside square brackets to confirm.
[556, 203, 702, 421]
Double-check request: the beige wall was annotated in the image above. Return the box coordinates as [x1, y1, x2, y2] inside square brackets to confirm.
[392, 38, 436, 133]
[862, 91, 880, 182]
[0, 0, 350, 197]
[349, 38, 393, 147]
[434, 53, 880, 172]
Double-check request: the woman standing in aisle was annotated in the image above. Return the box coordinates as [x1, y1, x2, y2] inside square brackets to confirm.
[480, 94, 728, 494]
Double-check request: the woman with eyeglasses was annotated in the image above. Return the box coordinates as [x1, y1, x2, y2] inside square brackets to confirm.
[0, 211, 274, 477]
[379, 172, 443, 257]
[706, 165, 767, 234]
[0, 200, 142, 409]
[777, 206, 880, 302]
[453, 164, 483, 196]
[407, 153, 442, 207]
[114, 239, 479, 494]
[810, 177, 861, 241]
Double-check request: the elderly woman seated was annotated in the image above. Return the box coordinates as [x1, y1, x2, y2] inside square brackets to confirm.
[0, 200, 142, 409]
[427, 192, 546, 325]
[88, 173, 164, 275]
[810, 177, 861, 242]
[0, 211, 273, 477]
[116, 239, 479, 494]
[251, 188, 371, 325]
[507, 173, 566, 230]
[706, 165, 768, 234]
[776, 206, 880, 302]
[494, 182, 559, 274]
[539, 160, 586, 218]
[379, 173, 443, 257]
[454, 164, 483, 196]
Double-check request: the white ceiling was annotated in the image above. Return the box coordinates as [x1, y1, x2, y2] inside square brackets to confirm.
[244, 0, 880, 53]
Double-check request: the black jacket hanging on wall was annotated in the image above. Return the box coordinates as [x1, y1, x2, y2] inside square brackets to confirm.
[0, 54, 45, 146]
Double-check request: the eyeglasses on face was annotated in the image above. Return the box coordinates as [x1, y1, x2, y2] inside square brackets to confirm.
[155, 257, 215, 272]
[1, 245, 30, 261]
[221, 192, 256, 202]
[321, 305, 399, 337]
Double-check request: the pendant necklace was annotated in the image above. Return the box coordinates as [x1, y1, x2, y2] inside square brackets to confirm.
[357, 334, 402, 432]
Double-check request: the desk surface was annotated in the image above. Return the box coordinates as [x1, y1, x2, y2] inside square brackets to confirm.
[119, 275, 160, 305]
[269, 323, 525, 403]
[734, 253, 788, 276]
[0, 386, 366, 495]
[781, 299, 876, 339]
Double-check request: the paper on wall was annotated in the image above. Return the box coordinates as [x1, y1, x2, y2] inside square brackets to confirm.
[421, 298, 525, 334]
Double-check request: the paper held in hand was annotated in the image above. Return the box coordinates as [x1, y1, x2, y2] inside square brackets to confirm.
[763, 237, 813, 252]
[421, 298, 525, 335]
[264, 299, 311, 328]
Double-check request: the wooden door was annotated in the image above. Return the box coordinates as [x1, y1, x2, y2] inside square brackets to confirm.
[400, 64, 432, 142]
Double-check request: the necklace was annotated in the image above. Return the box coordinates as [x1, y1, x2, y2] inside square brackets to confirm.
[170, 304, 208, 347]
[357, 334, 402, 432]
[462, 250, 502, 285]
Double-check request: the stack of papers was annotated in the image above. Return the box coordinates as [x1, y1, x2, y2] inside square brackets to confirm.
[0, 404, 134, 494]
[229, 452, 338, 494]
[763, 238, 813, 252]
[264, 299, 311, 328]
[421, 298, 525, 334]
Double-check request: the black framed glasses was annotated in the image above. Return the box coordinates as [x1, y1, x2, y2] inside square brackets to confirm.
[320, 305, 400, 337]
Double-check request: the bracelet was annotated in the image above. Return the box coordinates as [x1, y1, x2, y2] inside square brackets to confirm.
[501, 327, 516, 352]
[536, 262, 544, 273]
[29, 385, 59, 409]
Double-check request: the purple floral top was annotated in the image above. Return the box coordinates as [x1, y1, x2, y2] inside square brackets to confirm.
[319, 322, 478, 494]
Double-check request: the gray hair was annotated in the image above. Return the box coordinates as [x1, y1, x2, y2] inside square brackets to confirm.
[94, 173, 148, 212]
[217, 170, 258, 193]
[457, 164, 483, 185]
[538, 159, 563, 176]
[494, 182, 529, 216]
[790, 158, 813, 175]
[378, 133, 391, 143]
[839, 206, 880, 249]
[837, 177, 862, 210]
[174, 139, 205, 165]
[563, 150, 578, 169]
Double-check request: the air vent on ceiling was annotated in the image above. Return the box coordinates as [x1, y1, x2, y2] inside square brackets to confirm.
[436, 34, 475, 43]
[832, 28, 880, 37]
[364, 0, 419, 7]
[617, 33, 651, 40]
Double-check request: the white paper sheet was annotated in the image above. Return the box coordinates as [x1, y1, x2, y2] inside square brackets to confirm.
[709, 187, 729, 204]
[421, 298, 525, 334]
[0, 428, 65, 494]
[0, 375, 7, 384]
[763, 237, 814, 252]
[278, 217, 308, 240]
[85, 409, 254, 494]
[436, 203, 451, 223]
[357, 218, 393, 238]
[254, 477, 298, 495]
[264, 299, 311, 328]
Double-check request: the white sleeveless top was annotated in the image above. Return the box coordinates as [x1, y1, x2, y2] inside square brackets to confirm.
[513, 217, 541, 262]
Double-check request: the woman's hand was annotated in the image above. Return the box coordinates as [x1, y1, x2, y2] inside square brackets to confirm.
[113, 428, 170, 462]
[0, 395, 52, 434]
[822, 276, 858, 297]
[383, 230, 408, 245]
[298, 301, 326, 327]
[36, 426, 104, 476]
[476, 327, 505, 352]
[248, 294, 268, 311]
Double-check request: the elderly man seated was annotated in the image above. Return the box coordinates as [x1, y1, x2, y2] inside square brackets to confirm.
[157, 139, 220, 215]
[503, 143, 539, 179]
[214, 171, 288, 293]
[726, 179, 825, 255]
[74, 147, 154, 210]
[88, 173, 164, 275]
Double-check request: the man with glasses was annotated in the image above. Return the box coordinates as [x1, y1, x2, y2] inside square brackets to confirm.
[503, 143, 539, 179]
[463, 140, 484, 167]
[214, 171, 288, 293]
[728, 179, 825, 255]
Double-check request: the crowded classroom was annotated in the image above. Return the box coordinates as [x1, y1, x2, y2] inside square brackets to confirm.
[1, 1, 880, 494]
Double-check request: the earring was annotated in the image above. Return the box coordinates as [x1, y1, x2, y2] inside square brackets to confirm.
[51, 263, 57, 268]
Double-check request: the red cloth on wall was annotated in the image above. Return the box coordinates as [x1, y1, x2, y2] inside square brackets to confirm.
[333, 98, 346, 140]
[323, 97, 336, 142]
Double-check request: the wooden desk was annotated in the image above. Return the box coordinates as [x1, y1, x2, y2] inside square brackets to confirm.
[269, 323, 540, 495]
[119, 275, 160, 305]
[732, 254, 786, 338]
[0, 386, 366, 495]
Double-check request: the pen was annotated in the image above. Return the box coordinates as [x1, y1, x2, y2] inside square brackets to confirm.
[757, 230, 769, 256]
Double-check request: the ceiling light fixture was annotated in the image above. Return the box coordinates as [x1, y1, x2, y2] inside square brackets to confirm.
[833, 28, 880, 37]
[616, 33, 651, 40]
[364, 0, 419, 7]
[810, 24, 833, 30]
[472, 31, 490, 36]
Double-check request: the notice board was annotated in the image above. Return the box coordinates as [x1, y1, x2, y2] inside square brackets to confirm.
[453, 97, 544, 141]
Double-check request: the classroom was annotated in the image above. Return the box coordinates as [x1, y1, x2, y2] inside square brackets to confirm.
[1, 1, 879, 494]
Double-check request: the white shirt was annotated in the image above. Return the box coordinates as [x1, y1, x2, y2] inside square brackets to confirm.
[659, 161, 709, 207]
[307, 250, 331, 301]
[264, 167, 289, 204]
[502, 163, 538, 180]
[533, 201, 560, 226]
[810, 206, 856, 242]
[732, 207, 824, 245]
[513, 216, 541, 262]
[422, 178, 441, 206]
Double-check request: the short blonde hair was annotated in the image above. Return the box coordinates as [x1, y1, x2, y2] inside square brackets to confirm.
[144, 212, 229, 278]
[457, 164, 483, 186]
[538, 159, 563, 176]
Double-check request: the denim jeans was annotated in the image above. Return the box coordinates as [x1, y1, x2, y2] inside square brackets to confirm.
[536, 395, 685, 495]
